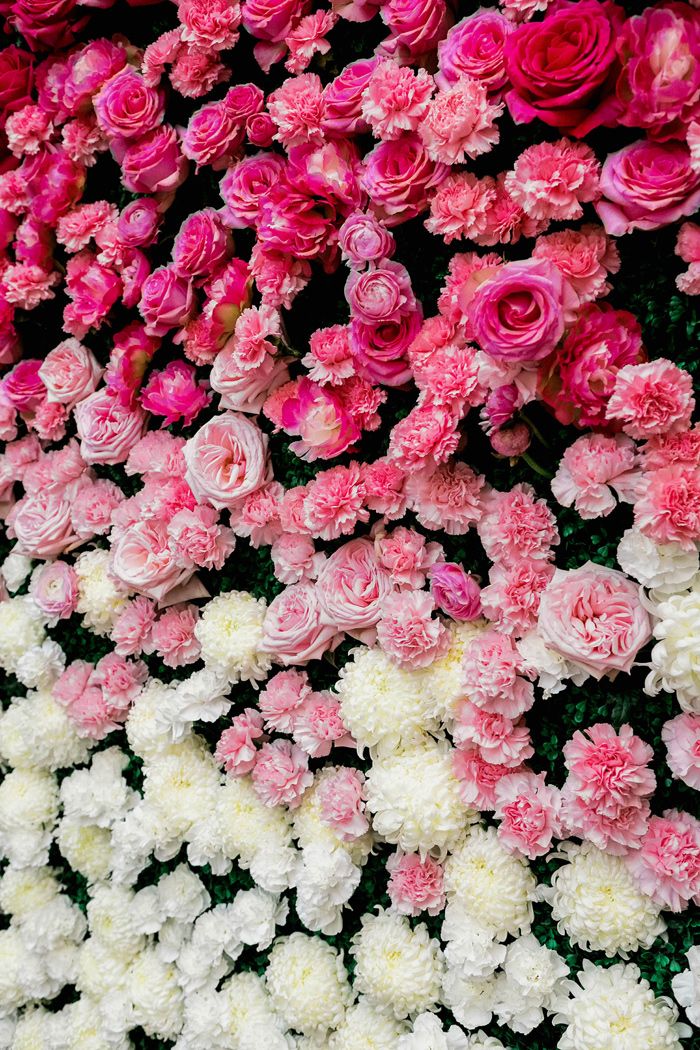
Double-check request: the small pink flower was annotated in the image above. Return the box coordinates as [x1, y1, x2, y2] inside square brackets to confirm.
[606, 360, 695, 439]
[480, 559, 554, 637]
[317, 767, 369, 840]
[140, 361, 211, 428]
[627, 810, 700, 911]
[430, 562, 482, 622]
[374, 525, 443, 589]
[338, 213, 395, 269]
[93, 653, 148, 714]
[146, 605, 201, 668]
[29, 561, 78, 625]
[111, 596, 156, 656]
[230, 481, 284, 548]
[376, 589, 449, 669]
[505, 139, 600, 222]
[387, 851, 446, 917]
[454, 701, 534, 767]
[168, 505, 235, 570]
[252, 739, 313, 809]
[425, 171, 497, 245]
[271, 532, 324, 585]
[279, 378, 360, 463]
[292, 691, 352, 758]
[361, 457, 407, 520]
[478, 483, 558, 567]
[462, 629, 535, 718]
[662, 714, 700, 792]
[533, 225, 620, 305]
[495, 771, 562, 859]
[420, 76, 503, 165]
[387, 401, 461, 475]
[285, 10, 337, 74]
[316, 537, 393, 644]
[551, 433, 643, 520]
[259, 668, 312, 733]
[216, 708, 265, 776]
[268, 73, 326, 148]
[360, 60, 433, 140]
[453, 746, 522, 811]
[405, 460, 485, 535]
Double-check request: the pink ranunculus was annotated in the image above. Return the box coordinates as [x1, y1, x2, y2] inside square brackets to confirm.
[626, 809, 700, 911]
[119, 125, 189, 195]
[7, 487, 83, 557]
[117, 197, 161, 248]
[503, 0, 624, 137]
[430, 562, 482, 621]
[215, 708, 265, 776]
[317, 767, 369, 840]
[346, 260, 415, 326]
[606, 359, 695, 439]
[74, 389, 147, 465]
[662, 713, 700, 791]
[338, 212, 395, 268]
[495, 771, 562, 859]
[437, 9, 513, 94]
[2, 358, 45, 410]
[94, 67, 165, 140]
[376, 589, 449, 669]
[38, 338, 102, 410]
[138, 266, 194, 337]
[467, 259, 572, 364]
[182, 99, 244, 169]
[172, 208, 233, 280]
[183, 411, 269, 510]
[262, 581, 341, 665]
[596, 139, 700, 235]
[537, 563, 652, 679]
[316, 537, 393, 643]
[251, 739, 313, 809]
[110, 518, 193, 602]
[362, 133, 448, 227]
[387, 851, 446, 917]
[29, 561, 78, 624]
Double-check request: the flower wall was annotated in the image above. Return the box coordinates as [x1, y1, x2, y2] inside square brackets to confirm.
[0, 0, 699, 1047]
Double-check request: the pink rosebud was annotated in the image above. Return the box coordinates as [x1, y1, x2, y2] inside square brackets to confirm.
[117, 198, 161, 248]
[119, 125, 189, 195]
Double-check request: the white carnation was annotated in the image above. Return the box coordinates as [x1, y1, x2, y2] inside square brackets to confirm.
[492, 933, 568, 1034]
[351, 909, 444, 1020]
[127, 947, 184, 1040]
[444, 826, 535, 941]
[195, 590, 271, 684]
[248, 841, 300, 894]
[646, 585, 700, 711]
[0, 688, 91, 771]
[87, 884, 149, 957]
[545, 842, 666, 956]
[74, 549, 128, 635]
[295, 842, 361, 935]
[0, 595, 45, 671]
[0, 866, 60, 919]
[441, 900, 507, 979]
[0, 767, 58, 868]
[441, 971, 496, 1030]
[618, 527, 699, 594]
[14, 639, 64, 690]
[156, 669, 231, 742]
[671, 945, 700, 1027]
[125, 678, 174, 760]
[1, 551, 32, 592]
[266, 932, 352, 1036]
[60, 748, 136, 827]
[226, 888, 288, 950]
[56, 819, 113, 883]
[8, 1008, 54, 1050]
[398, 1013, 469, 1050]
[220, 971, 292, 1050]
[329, 997, 410, 1049]
[157, 865, 210, 925]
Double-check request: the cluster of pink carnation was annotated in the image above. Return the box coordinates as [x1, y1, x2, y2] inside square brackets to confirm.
[53, 652, 146, 740]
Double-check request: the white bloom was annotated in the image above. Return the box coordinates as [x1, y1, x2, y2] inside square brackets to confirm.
[14, 639, 64, 689]
[60, 748, 136, 827]
[444, 827, 536, 940]
[220, 971, 292, 1049]
[0, 767, 58, 868]
[74, 549, 128, 635]
[672, 944, 700, 1026]
[8, 1008, 53, 1050]
[127, 947, 184, 1040]
[191, 904, 245, 963]
[0, 688, 91, 771]
[292, 766, 373, 866]
[226, 888, 288, 949]
[329, 997, 409, 1049]
[87, 884, 150, 957]
[398, 1013, 469, 1050]
[157, 865, 210, 925]
[0, 866, 60, 919]
[465, 1035, 509, 1050]
[1, 551, 32, 592]
[74, 936, 131, 1003]
[545, 842, 666, 956]
[441, 900, 507, 978]
[109, 803, 159, 885]
[0, 928, 56, 1013]
[365, 741, 476, 856]
[351, 909, 444, 1020]
[646, 585, 700, 711]
[142, 738, 221, 846]
[125, 677, 174, 760]
[618, 527, 699, 594]
[0, 595, 45, 671]
[265, 932, 353, 1036]
[195, 590, 271, 684]
[441, 971, 497, 1030]
[419, 620, 487, 720]
[517, 630, 588, 698]
[156, 669, 231, 742]
[174, 939, 229, 997]
[248, 841, 300, 894]
[492, 934, 568, 1034]
[295, 842, 361, 935]
[20, 893, 86, 953]
[554, 961, 690, 1050]
[56, 819, 113, 883]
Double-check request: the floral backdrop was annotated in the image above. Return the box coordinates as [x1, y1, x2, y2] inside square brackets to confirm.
[0, 0, 699, 1047]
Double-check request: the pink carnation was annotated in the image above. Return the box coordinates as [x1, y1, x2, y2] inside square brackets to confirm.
[292, 691, 352, 758]
[251, 739, 313, 809]
[271, 532, 324, 585]
[376, 589, 449, 669]
[425, 172, 497, 244]
[634, 464, 700, 551]
[532, 225, 620, 305]
[387, 851, 446, 917]
[462, 629, 536, 718]
[453, 746, 522, 811]
[495, 771, 562, 859]
[317, 767, 369, 840]
[71, 478, 124, 539]
[480, 559, 555, 637]
[551, 433, 643, 519]
[478, 483, 558, 567]
[93, 653, 147, 715]
[420, 76, 503, 165]
[360, 60, 433, 140]
[361, 457, 407, 519]
[146, 604, 201, 668]
[259, 669, 312, 733]
[387, 402, 461, 475]
[215, 709, 265, 776]
[302, 325, 355, 386]
[454, 701, 534, 767]
[268, 73, 325, 148]
[285, 10, 337, 74]
[662, 713, 700, 792]
[606, 360, 695, 439]
[505, 139, 600, 221]
[406, 460, 485, 535]
[627, 810, 700, 911]
[302, 462, 368, 541]
[110, 596, 156, 656]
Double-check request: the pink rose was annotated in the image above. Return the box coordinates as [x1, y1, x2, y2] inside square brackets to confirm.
[467, 259, 571, 364]
[110, 518, 193, 602]
[29, 561, 78, 624]
[62, 39, 127, 116]
[138, 266, 194, 337]
[182, 100, 244, 169]
[322, 57, 379, 136]
[220, 153, 286, 229]
[119, 125, 189, 195]
[279, 378, 360, 462]
[8, 0, 85, 53]
[537, 562, 651, 679]
[2, 358, 44, 410]
[346, 261, 414, 325]
[338, 211, 395, 267]
[74, 389, 147, 465]
[117, 198, 161, 248]
[437, 10, 512, 94]
[379, 0, 448, 63]
[183, 411, 270, 510]
[430, 562, 482, 621]
[94, 68, 165, 140]
[172, 208, 233, 279]
[242, 0, 307, 42]
[596, 140, 700, 235]
[361, 134, 448, 226]
[0, 46, 34, 125]
[316, 538, 393, 642]
[8, 486, 83, 557]
[39, 338, 102, 410]
[140, 361, 211, 427]
[262, 581, 340, 665]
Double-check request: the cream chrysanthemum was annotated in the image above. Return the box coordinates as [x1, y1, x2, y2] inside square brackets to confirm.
[0, 688, 92, 771]
[127, 948, 184, 1040]
[350, 909, 444, 1020]
[142, 738, 221, 844]
[56, 820, 113, 883]
[329, 997, 410, 1049]
[265, 932, 353, 1036]
[336, 646, 439, 754]
[0, 595, 45, 671]
[0, 767, 59, 867]
[196, 590, 271, 685]
[420, 620, 487, 720]
[646, 586, 700, 711]
[546, 842, 666, 956]
[74, 549, 128, 635]
[365, 740, 475, 856]
[220, 971, 288, 1047]
[554, 961, 689, 1050]
[0, 866, 60, 919]
[444, 826, 536, 941]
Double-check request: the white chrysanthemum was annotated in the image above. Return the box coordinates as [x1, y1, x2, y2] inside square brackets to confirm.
[365, 740, 476, 856]
[419, 620, 487, 720]
[554, 961, 690, 1050]
[292, 766, 373, 866]
[127, 948, 184, 1041]
[56, 819, 113, 883]
[125, 678, 173, 760]
[546, 842, 666, 956]
[671, 945, 700, 1027]
[398, 1012, 469, 1049]
[618, 528, 699, 594]
[196, 590, 271, 684]
[492, 933, 568, 1034]
[266, 932, 353, 1036]
[0, 688, 91, 771]
[0, 767, 58, 868]
[444, 827, 535, 941]
[60, 748, 137, 827]
[14, 639, 64, 690]
[87, 884, 149, 957]
[329, 997, 410, 1049]
[74, 549, 128, 635]
[9, 1008, 54, 1050]
[295, 842, 362, 935]
[441, 971, 496, 1031]
[0, 866, 59, 920]
[350, 909, 444, 1020]
[465, 1034, 508, 1050]
[441, 900, 507, 979]
[0, 595, 45, 670]
[646, 585, 700, 711]
[336, 646, 439, 754]
[220, 971, 291, 1049]
[142, 738, 221, 845]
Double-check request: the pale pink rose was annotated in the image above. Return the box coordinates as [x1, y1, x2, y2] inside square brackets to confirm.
[74, 390, 147, 465]
[29, 561, 78, 624]
[420, 76, 503, 165]
[387, 851, 445, 917]
[454, 701, 534, 767]
[183, 412, 270, 510]
[662, 714, 700, 792]
[626, 810, 700, 911]
[538, 564, 652, 679]
[110, 596, 156, 656]
[479, 559, 554, 637]
[462, 629, 535, 718]
[271, 532, 324, 584]
[39, 338, 102, 410]
[634, 464, 700, 551]
[215, 708, 265, 776]
[596, 140, 700, 236]
[292, 691, 352, 758]
[7, 487, 83, 557]
[146, 604, 201, 668]
[452, 746, 521, 811]
[376, 589, 449, 669]
[211, 350, 290, 415]
[258, 668, 311, 732]
[262, 582, 341, 665]
[405, 460, 485, 535]
[322, 57, 379, 136]
[110, 518, 194, 602]
[251, 739, 313, 809]
[379, 0, 448, 62]
[478, 483, 558, 566]
[302, 462, 369, 541]
[606, 360, 695, 439]
[316, 537, 394, 643]
[338, 212, 395, 268]
[495, 771, 562, 859]
[551, 433, 643, 520]
[430, 562, 482, 621]
[374, 526, 443, 589]
[317, 767, 369, 840]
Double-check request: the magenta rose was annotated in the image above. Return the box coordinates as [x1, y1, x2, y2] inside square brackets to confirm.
[322, 58, 379, 137]
[430, 562, 482, 621]
[596, 140, 700, 235]
[110, 519, 192, 602]
[380, 0, 448, 62]
[350, 309, 420, 387]
[246, 112, 275, 147]
[504, 0, 624, 137]
[30, 561, 78, 623]
[39, 338, 102, 410]
[138, 266, 194, 336]
[74, 389, 147, 465]
[183, 411, 270, 509]
[182, 100, 244, 169]
[117, 198, 161, 248]
[8, 0, 85, 52]
[0, 46, 34, 125]
[62, 39, 127, 116]
[241, 0, 307, 42]
[537, 562, 651, 678]
[436, 9, 513, 94]
[224, 82, 264, 122]
[119, 125, 189, 195]
[257, 184, 336, 259]
[172, 209, 232, 279]
[3, 358, 44, 410]
[94, 67, 164, 140]
[316, 538, 394, 642]
[467, 259, 570, 364]
[262, 581, 340, 665]
[361, 134, 448, 226]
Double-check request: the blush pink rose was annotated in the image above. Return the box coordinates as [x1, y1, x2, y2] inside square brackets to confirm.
[379, 0, 448, 63]
[38, 338, 102, 410]
[2, 358, 45, 411]
[138, 265, 195, 337]
[316, 537, 394, 643]
[430, 562, 482, 621]
[338, 211, 395, 267]
[537, 563, 652, 679]
[75, 389, 147, 465]
[29, 561, 78, 623]
[596, 139, 700, 235]
[322, 57, 379, 136]
[110, 518, 193, 602]
[262, 581, 341, 665]
[8, 487, 83, 557]
[183, 411, 269, 510]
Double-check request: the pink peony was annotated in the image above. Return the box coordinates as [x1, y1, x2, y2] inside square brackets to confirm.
[662, 713, 700, 791]
[259, 668, 311, 733]
[215, 709, 265, 777]
[316, 537, 393, 643]
[606, 359, 695, 439]
[430, 562, 482, 621]
[627, 810, 700, 911]
[387, 851, 446, 917]
[538, 563, 652, 679]
[551, 433, 643, 519]
[462, 629, 536, 718]
[251, 739, 313, 809]
[596, 139, 700, 235]
[262, 582, 340, 665]
[317, 767, 369, 840]
[376, 589, 449, 669]
[183, 412, 269, 510]
[495, 771, 562, 859]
